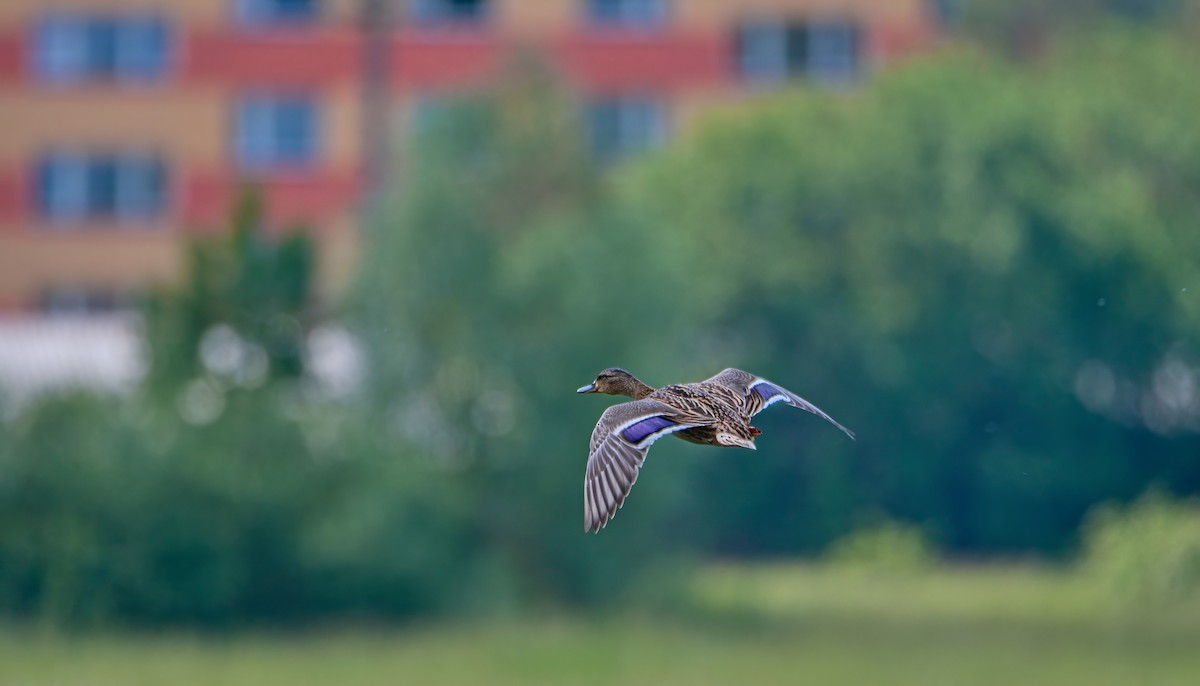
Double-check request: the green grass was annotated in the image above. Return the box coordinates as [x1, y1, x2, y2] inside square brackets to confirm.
[3, 563, 1199, 686]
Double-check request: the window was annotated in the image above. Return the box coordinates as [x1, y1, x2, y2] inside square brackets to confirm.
[736, 23, 799, 84]
[115, 17, 172, 79]
[32, 15, 170, 84]
[807, 21, 859, 84]
[235, 0, 320, 27]
[36, 153, 167, 223]
[586, 96, 666, 162]
[34, 18, 88, 82]
[586, 0, 668, 27]
[409, 0, 489, 26]
[235, 95, 320, 172]
[736, 20, 860, 85]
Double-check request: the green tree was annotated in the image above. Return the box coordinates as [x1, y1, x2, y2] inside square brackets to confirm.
[622, 32, 1200, 554]
[355, 62, 713, 605]
[143, 192, 315, 396]
[0, 193, 354, 627]
[954, 0, 1200, 55]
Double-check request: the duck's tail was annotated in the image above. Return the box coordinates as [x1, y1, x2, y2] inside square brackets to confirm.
[716, 433, 757, 450]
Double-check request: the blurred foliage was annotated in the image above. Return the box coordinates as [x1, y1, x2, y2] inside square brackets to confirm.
[825, 521, 936, 574]
[623, 31, 1200, 555]
[3, 33, 1200, 628]
[0, 200, 352, 627]
[143, 192, 315, 395]
[954, 0, 1200, 55]
[1081, 489, 1200, 608]
[6, 565, 1200, 686]
[355, 60, 703, 607]
[0, 390, 359, 627]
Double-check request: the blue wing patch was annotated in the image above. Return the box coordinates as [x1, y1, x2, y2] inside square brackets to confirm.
[621, 415, 677, 444]
[753, 382, 785, 402]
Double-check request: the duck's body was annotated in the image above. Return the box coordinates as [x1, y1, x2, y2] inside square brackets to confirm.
[577, 367, 855, 533]
[648, 382, 760, 448]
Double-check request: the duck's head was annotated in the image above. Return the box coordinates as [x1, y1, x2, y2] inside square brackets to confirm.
[577, 368, 652, 398]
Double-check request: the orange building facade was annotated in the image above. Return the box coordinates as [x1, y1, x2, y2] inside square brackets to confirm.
[0, 0, 938, 314]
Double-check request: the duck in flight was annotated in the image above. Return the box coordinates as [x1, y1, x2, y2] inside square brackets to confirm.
[576, 368, 855, 533]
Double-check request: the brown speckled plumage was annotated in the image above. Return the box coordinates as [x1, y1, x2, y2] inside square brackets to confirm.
[576, 368, 855, 533]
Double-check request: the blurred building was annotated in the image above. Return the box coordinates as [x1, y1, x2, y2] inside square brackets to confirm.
[0, 0, 937, 320]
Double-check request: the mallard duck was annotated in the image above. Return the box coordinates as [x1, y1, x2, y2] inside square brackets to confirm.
[576, 367, 855, 533]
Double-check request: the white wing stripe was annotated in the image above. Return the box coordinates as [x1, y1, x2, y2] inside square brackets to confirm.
[629, 422, 703, 449]
[761, 394, 789, 409]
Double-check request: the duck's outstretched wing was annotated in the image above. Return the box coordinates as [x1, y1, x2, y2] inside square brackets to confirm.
[584, 400, 708, 533]
[703, 368, 856, 440]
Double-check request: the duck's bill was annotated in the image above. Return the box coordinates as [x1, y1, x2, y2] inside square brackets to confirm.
[576, 383, 597, 394]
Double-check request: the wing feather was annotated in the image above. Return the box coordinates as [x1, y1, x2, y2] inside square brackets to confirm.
[584, 399, 706, 533]
[703, 368, 856, 440]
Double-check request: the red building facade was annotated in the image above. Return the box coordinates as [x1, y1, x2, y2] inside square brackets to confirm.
[0, 0, 937, 313]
